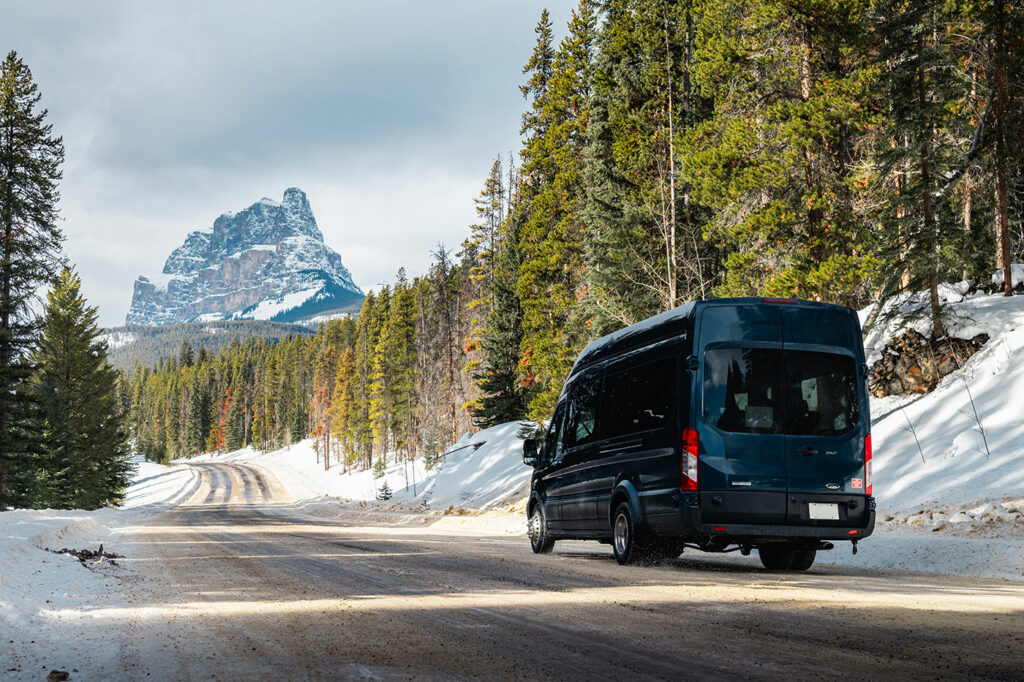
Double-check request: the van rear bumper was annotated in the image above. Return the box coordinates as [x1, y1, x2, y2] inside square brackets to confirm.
[669, 497, 875, 542]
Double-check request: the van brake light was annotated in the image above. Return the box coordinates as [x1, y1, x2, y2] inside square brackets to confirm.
[682, 428, 699, 491]
[864, 434, 873, 496]
[761, 298, 799, 305]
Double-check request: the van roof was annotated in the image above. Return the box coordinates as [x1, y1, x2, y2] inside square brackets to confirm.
[568, 297, 855, 378]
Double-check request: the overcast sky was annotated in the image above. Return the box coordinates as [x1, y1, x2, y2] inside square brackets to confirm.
[1, 1, 568, 326]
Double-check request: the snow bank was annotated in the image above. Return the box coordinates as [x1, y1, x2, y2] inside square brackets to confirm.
[866, 291, 1024, 514]
[991, 263, 1023, 288]
[122, 458, 200, 509]
[0, 456, 199, 665]
[184, 421, 533, 511]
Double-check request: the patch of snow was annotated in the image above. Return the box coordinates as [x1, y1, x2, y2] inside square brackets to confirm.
[100, 331, 136, 350]
[991, 263, 1024, 288]
[235, 286, 322, 320]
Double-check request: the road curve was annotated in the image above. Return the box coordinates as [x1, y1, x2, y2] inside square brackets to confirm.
[93, 463, 1024, 679]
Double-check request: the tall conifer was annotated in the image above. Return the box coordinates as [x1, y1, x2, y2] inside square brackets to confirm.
[33, 270, 131, 509]
[0, 52, 65, 510]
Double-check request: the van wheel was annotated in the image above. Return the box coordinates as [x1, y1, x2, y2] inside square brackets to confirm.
[612, 503, 650, 565]
[789, 547, 816, 571]
[758, 544, 796, 570]
[652, 540, 685, 561]
[528, 505, 555, 554]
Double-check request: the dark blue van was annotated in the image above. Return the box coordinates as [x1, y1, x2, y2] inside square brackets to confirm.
[522, 298, 875, 570]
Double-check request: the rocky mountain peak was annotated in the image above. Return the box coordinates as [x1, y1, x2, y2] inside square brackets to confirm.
[127, 188, 364, 325]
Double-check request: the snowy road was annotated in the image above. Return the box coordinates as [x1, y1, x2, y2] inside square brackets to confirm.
[11, 462, 1024, 680]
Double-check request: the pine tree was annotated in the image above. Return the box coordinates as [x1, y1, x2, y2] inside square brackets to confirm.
[225, 380, 245, 450]
[32, 270, 131, 509]
[178, 340, 195, 367]
[517, 2, 597, 419]
[0, 51, 65, 510]
[682, 0, 879, 307]
[328, 345, 356, 468]
[584, 0, 718, 336]
[865, 0, 975, 336]
[969, 0, 1024, 295]
[473, 189, 527, 427]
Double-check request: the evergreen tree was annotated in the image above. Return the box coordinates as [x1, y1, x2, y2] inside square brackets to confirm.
[517, 2, 597, 419]
[178, 340, 195, 367]
[0, 51, 65, 510]
[864, 0, 975, 336]
[584, 0, 718, 336]
[225, 380, 245, 450]
[683, 0, 879, 307]
[32, 270, 131, 509]
[473, 193, 527, 427]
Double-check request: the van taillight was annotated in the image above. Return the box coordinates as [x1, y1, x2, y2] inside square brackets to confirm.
[865, 434, 873, 496]
[682, 428, 699, 491]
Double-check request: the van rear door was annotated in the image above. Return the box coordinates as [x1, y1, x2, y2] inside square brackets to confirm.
[697, 305, 788, 525]
[781, 307, 869, 526]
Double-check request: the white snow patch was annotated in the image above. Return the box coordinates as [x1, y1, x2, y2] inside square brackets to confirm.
[235, 286, 321, 321]
[991, 263, 1024, 288]
[100, 331, 135, 350]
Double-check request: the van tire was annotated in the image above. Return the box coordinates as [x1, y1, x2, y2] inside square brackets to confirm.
[612, 503, 652, 565]
[758, 544, 796, 570]
[528, 505, 555, 554]
[789, 547, 817, 571]
[652, 539, 685, 561]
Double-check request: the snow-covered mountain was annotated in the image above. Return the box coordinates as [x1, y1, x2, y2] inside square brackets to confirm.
[126, 188, 364, 325]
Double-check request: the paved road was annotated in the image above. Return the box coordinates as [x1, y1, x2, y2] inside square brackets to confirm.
[98, 463, 1024, 679]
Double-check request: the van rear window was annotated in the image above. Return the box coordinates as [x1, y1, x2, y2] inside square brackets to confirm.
[703, 349, 857, 436]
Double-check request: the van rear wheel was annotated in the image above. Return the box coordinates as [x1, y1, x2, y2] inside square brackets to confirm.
[789, 547, 817, 571]
[652, 539, 685, 561]
[758, 544, 817, 571]
[612, 503, 646, 565]
[528, 505, 555, 554]
[758, 544, 796, 570]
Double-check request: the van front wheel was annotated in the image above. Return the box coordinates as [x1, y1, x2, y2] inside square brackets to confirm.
[528, 505, 555, 554]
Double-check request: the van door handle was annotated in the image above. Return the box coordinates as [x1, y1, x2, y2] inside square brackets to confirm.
[797, 446, 818, 457]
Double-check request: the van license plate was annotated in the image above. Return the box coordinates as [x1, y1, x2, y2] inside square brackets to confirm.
[808, 503, 840, 520]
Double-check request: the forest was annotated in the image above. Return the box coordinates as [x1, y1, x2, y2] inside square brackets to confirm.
[122, 0, 1024, 470]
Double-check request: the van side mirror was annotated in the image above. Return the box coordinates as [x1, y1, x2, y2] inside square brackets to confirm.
[522, 438, 540, 467]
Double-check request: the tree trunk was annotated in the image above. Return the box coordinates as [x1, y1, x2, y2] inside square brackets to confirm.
[993, 5, 1014, 296]
[664, 10, 677, 310]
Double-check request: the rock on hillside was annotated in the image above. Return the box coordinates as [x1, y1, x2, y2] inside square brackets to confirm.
[127, 188, 363, 324]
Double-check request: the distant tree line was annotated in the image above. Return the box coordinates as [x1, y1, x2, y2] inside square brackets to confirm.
[124, 0, 1024, 473]
[0, 52, 130, 510]
[104, 320, 316, 371]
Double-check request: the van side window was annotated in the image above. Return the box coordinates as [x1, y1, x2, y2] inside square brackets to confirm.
[601, 356, 676, 439]
[565, 377, 601, 448]
[704, 349, 780, 433]
[546, 403, 567, 463]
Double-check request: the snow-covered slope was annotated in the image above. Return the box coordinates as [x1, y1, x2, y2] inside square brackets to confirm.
[865, 284, 1024, 514]
[126, 188, 364, 325]
[186, 421, 533, 512]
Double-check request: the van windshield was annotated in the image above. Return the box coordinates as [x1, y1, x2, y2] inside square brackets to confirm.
[703, 349, 858, 436]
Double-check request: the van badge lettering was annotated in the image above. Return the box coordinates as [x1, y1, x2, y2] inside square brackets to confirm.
[851, 478, 863, 489]
[825, 450, 838, 456]
[730, 481, 752, 487]
[826, 483, 840, 490]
